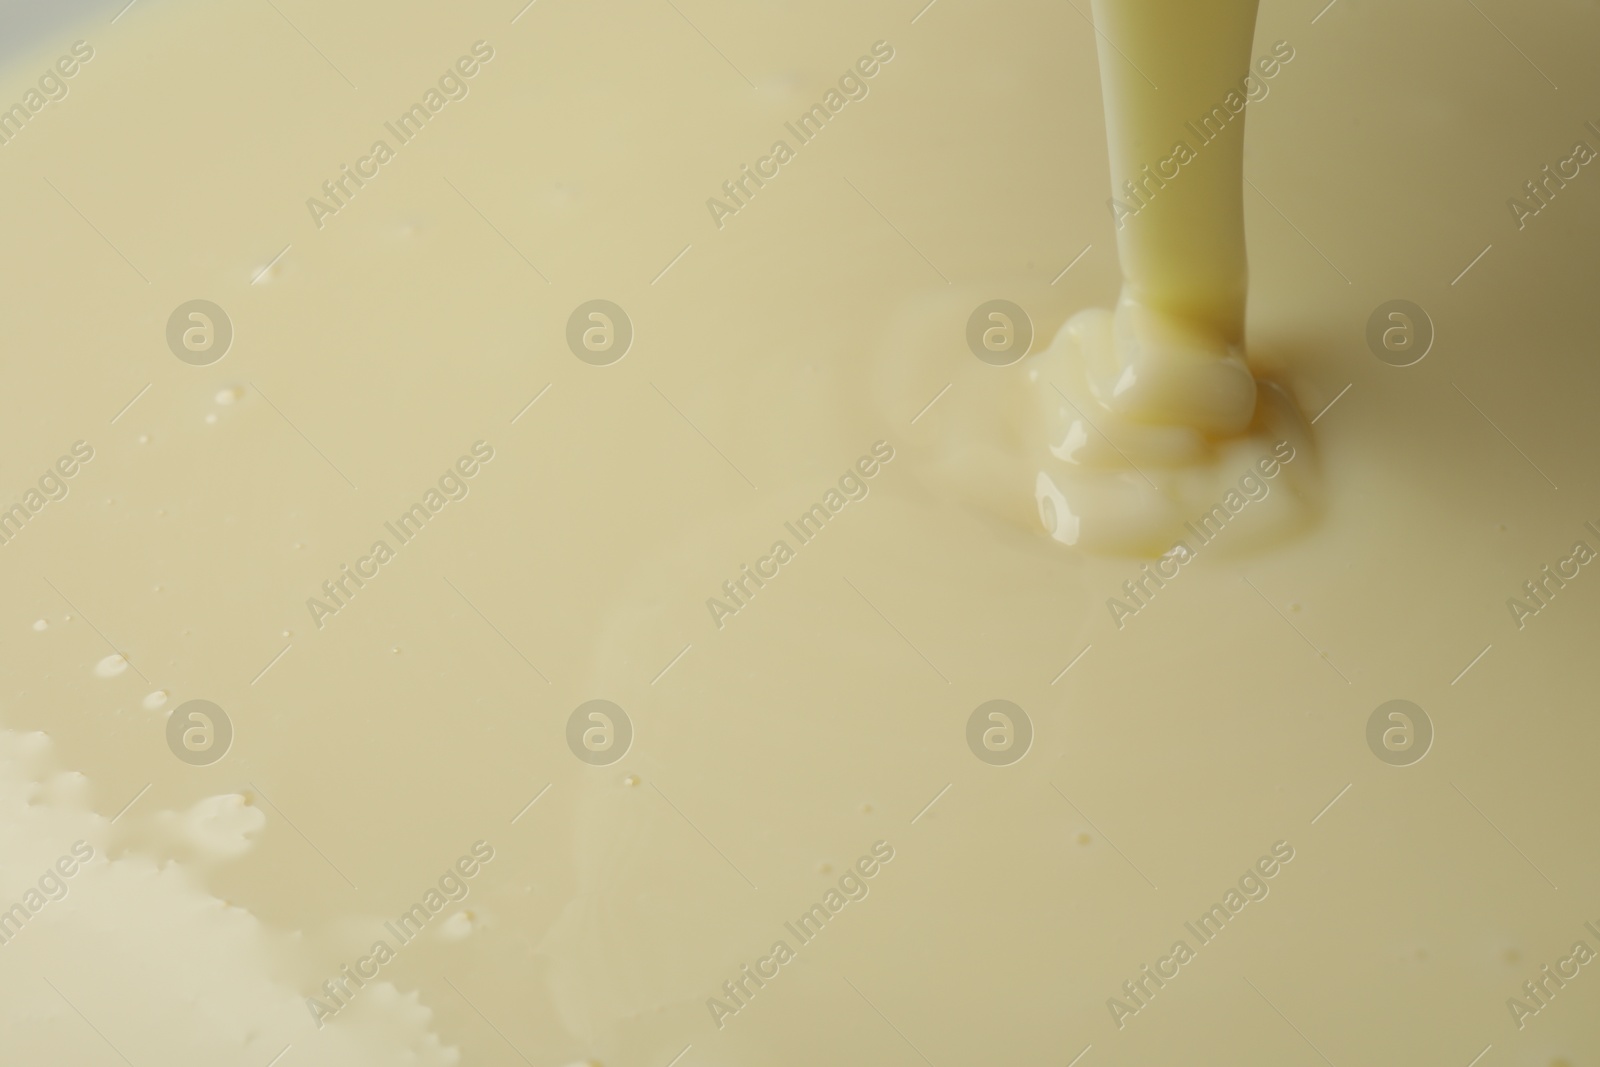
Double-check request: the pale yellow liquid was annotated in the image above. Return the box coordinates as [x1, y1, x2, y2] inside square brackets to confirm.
[3, 0, 1599, 1064]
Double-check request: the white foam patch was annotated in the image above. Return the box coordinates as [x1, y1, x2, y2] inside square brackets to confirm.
[0, 727, 459, 1066]
[160, 793, 267, 860]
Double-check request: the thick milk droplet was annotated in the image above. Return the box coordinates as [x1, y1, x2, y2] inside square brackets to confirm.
[142, 690, 169, 710]
[437, 910, 475, 941]
[32, 618, 47, 631]
[93, 653, 129, 678]
[215, 386, 245, 405]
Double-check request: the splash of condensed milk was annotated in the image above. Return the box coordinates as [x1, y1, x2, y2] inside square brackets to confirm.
[1029, 0, 1315, 555]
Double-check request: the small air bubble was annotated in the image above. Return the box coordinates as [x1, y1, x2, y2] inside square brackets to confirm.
[215, 386, 245, 405]
[32, 619, 47, 632]
[93, 653, 129, 678]
[137, 433, 150, 444]
[204, 413, 217, 424]
[623, 775, 640, 787]
[142, 690, 169, 710]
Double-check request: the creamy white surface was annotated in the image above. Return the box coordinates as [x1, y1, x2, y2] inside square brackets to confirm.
[1, 0, 1599, 1064]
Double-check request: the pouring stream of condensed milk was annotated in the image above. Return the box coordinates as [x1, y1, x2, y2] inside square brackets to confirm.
[1029, 0, 1314, 555]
